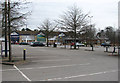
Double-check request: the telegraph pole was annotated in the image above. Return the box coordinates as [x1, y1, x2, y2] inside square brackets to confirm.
[8, 0, 12, 61]
[5, 0, 8, 57]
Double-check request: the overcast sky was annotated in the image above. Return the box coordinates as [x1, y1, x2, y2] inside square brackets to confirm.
[23, 0, 119, 30]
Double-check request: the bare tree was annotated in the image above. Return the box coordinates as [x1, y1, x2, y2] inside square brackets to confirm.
[0, 0, 31, 60]
[38, 19, 57, 47]
[1, 1, 31, 32]
[80, 25, 96, 45]
[57, 5, 89, 49]
[105, 26, 115, 44]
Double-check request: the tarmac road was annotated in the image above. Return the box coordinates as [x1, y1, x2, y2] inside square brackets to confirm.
[2, 45, 118, 81]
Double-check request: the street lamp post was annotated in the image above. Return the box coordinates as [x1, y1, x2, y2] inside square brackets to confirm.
[88, 16, 94, 51]
[88, 16, 93, 26]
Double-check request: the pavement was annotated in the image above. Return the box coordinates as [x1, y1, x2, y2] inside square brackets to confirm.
[1, 45, 118, 81]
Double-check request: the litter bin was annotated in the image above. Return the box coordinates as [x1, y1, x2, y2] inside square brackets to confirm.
[53, 43, 57, 47]
[90, 43, 93, 47]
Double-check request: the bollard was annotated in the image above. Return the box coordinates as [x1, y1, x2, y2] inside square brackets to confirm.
[91, 44, 94, 51]
[113, 46, 116, 53]
[23, 49, 26, 60]
[92, 46, 94, 51]
[106, 46, 108, 52]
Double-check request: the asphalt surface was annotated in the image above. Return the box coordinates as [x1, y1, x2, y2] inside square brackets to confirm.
[2, 45, 118, 81]
[0, 58, 2, 82]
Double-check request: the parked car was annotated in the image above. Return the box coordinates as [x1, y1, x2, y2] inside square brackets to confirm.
[11, 41, 19, 44]
[101, 43, 111, 47]
[55, 42, 61, 45]
[30, 42, 45, 47]
[76, 42, 85, 47]
[28, 42, 35, 45]
[19, 42, 29, 45]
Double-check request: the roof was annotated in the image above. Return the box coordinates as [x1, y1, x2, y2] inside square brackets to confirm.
[16, 31, 40, 35]
[11, 32, 19, 36]
[48, 36, 57, 40]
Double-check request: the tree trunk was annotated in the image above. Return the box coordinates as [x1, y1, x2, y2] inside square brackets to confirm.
[5, 1, 8, 57]
[64, 40, 66, 49]
[47, 36, 49, 47]
[8, 0, 12, 62]
[74, 27, 76, 49]
[92, 46, 94, 51]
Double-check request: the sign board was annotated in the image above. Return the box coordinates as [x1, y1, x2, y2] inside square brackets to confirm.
[11, 36, 19, 42]
[37, 35, 46, 42]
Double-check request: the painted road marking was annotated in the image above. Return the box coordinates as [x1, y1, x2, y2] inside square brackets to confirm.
[2, 63, 90, 71]
[15, 56, 57, 58]
[40, 70, 118, 81]
[13, 65, 31, 81]
[32, 59, 71, 62]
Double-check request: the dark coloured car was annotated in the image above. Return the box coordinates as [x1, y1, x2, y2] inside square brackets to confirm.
[30, 42, 45, 47]
[101, 43, 111, 47]
[19, 42, 29, 45]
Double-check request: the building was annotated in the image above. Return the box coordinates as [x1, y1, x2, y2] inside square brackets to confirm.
[11, 31, 46, 43]
[10, 30, 102, 45]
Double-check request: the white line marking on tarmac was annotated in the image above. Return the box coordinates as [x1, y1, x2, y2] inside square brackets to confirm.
[13, 65, 31, 81]
[2, 63, 90, 71]
[15, 56, 57, 58]
[40, 70, 118, 81]
[32, 59, 71, 62]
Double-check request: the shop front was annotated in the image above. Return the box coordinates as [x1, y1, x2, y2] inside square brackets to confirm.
[37, 33, 46, 43]
[11, 32, 19, 44]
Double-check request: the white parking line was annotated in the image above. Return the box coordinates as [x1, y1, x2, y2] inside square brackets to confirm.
[15, 56, 57, 58]
[2, 63, 90, 71]
[40, 70, 118, 81]
[13, 65, 31, 81]
[15, 57, 37, 58]
[32, 59, 71, 62]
